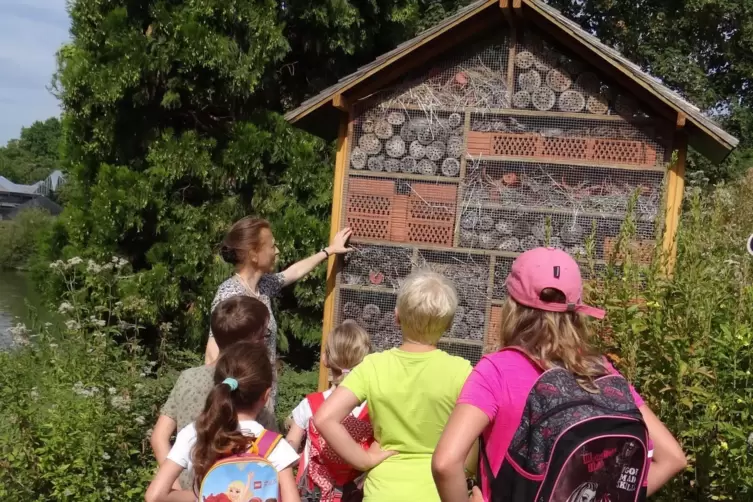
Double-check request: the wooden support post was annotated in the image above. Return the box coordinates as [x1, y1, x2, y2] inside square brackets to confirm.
[319, 113, 351, 391]
[661, 131, 687, 275]
[506, 26, 518, 103]
[453, 111, 473, 247]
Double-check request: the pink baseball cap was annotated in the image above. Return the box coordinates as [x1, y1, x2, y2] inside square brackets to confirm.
[505, 247, 605, 319]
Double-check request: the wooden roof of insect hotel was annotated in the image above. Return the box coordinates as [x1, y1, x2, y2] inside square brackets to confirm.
[285, 0, 738, 164]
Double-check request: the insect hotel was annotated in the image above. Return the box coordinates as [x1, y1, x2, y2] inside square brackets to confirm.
[285, 0, 738, 389]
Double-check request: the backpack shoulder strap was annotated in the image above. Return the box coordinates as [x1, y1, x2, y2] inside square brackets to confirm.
[253, 429, 283, 459]
[306, 391, 327, 416]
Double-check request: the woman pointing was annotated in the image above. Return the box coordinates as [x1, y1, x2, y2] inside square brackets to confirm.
[207, 216, 352, 409]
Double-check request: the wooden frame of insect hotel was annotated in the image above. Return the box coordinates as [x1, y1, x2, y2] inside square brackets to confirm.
[285, 0, 738, 391]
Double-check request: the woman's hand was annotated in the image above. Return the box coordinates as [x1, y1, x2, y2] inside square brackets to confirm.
[282, 226, 353, 284]
[327, 227, 353, 255]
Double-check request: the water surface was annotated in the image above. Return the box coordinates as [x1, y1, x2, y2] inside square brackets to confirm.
[0, 271, 49, 348]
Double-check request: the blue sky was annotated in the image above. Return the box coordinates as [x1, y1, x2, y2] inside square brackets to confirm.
[0, 0, 70, 144]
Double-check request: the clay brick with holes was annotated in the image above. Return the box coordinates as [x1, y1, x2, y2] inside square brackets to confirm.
[406, 183, 458, 247]
[485, 305, 503, 354]
[603, 237, 654, 264]
[541, 136, 592, 161]
[467, 131, 542, 157]
[390, 195, 409, 242]
[592, 139, 655, 166]
[346, 178, 396, 241]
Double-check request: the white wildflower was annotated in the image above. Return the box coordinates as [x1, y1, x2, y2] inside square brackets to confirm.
[89, 316, 106, 327]
[72, 381, 92, 397]
[67, 256, 83, 266]
[64, 320, 81, 331]
[30, 387, 39, 400]
[58, 302, 74, 314]
[49, 260, 65, 270]
[86, 260, 102, 273]
[8, 323, 29, 337]
[116, 257, 128, 269]
[101, 452, 111, 460]
[134, 383, 144, 390]
[110, 395, 130, 410]
[49, 343, 58, 348]
[135, 416, 145, 425]
[108, 387, 117, 395]
[159, 322, 173, 333]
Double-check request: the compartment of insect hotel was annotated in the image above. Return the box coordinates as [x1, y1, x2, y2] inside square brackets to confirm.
[416, 249, 490, 342]
[350, 108, 465, 178]
[467, 113, 670, 169]
[341, 243, 414, 291]
[462, 160, 665, 221]
[344, 176, 458, 247]
[338, 288, 401, 352]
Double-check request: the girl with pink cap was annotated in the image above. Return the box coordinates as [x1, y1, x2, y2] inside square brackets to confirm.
[431, 248, 686, 502]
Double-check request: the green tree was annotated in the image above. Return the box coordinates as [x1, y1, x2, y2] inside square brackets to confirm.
[0, 118, 62, 184]
[43, 0, 478, 355]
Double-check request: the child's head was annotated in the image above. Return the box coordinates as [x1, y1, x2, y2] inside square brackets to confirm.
[396, 271, 458, 344]
[500, 248, 606, 386]
[192, 341, 273, 487]
[211, 296, 270, 350]
[324, 320, 371, 385]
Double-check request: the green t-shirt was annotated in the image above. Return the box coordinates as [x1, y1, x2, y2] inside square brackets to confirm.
[341, 348, 472, 502]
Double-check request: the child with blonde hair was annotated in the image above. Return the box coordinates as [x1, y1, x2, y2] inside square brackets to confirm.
[286, 320, 373, 502]
[432, 248, 686, 502]
[313, 271, 474, 502]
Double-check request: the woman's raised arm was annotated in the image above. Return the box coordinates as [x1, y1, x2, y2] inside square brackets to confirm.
[280, 227, 353, 286]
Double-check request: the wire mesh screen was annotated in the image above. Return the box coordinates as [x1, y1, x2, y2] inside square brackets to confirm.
[330, 27, 672, 365]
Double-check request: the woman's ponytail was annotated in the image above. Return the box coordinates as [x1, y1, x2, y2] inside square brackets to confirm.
[191, 341, 273, 489]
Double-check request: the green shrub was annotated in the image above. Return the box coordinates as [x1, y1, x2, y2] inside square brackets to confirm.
[0, 257, 179, 501]
[0, 208, 53, 270]
[276, 366, 319, 426]
[588, 173, 753, 500]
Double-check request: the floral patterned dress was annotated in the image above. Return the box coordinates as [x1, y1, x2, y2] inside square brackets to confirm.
[210, 273, 285, 408]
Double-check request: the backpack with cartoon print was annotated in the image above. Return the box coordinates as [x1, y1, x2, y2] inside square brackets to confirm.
[199, 430, 283, 502]
[480, 348, 649, 502]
